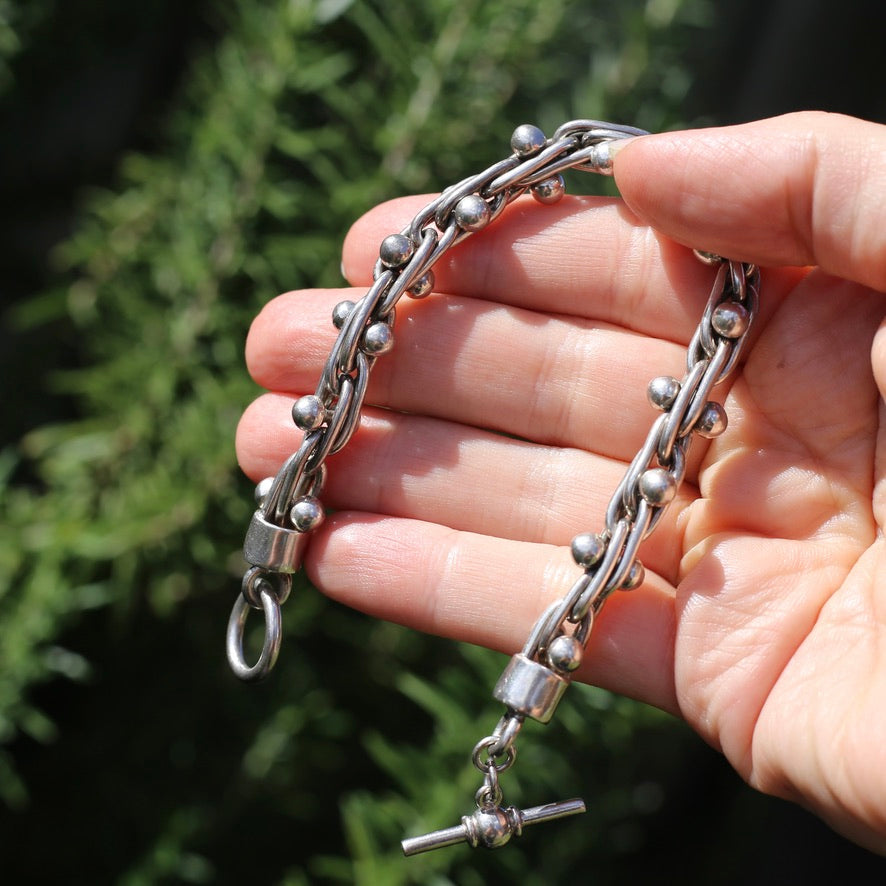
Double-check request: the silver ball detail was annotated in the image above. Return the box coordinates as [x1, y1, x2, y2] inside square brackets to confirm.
[621, 560, 645, 591]
[290, 496, 324, 532]
[332, 300, 356, 329]
[638, 468, 677, 506]
[453, 194, 491, 232]
[547, 634, 583, 673]
[408, 270, 434, 299]
[361, 321, 394, 355]
[712, 302, 750, 339]
[379, 233, 414, 268]
[510, 123, 546, 157]
[471, 808, 512, 849]
[571, 532, 606, 569]
[531, 174, 565, 205]
[292, 395, 325, 431]
[647, 376, 681, 411]
[254, 477, 274, 507]
[694, 401, 728, 438]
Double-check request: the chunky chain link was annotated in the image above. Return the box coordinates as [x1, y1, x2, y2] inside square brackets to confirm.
[225, 120, 759, 853]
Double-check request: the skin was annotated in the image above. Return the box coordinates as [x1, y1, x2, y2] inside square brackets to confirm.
[237, 112, 886, 852]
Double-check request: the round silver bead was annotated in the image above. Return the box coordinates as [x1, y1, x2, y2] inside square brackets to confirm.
[379, 233, 414, 269]
[647, 375, 681, 411]
[638, 468, 677, 506]
[332, 300, 356, 329]
[510, 123, 546, 157]
[471, 808, 512, 849]
[361, 321, 394, 355]
[711, 302, 750, 339]
[291, 394, 325, 431]
[290, 496, 324, 533]
[531, 174, 565, 205]
[571, 532, 606, 569]
[408, 270, 434, 299]
[621, 559, 645, 591]
[694, 401, 728, 438]
[547, 634, 583, 673]
[254, 477, 274, 507]
[453, 194, 491, 232]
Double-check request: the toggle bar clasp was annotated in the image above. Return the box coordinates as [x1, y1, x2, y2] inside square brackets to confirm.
[401, 798, 586, 856]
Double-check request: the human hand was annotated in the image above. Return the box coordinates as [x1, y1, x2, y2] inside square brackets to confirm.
[236, 112, 886, 852]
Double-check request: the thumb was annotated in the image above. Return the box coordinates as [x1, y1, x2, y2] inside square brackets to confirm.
[612, 111, 886, 293]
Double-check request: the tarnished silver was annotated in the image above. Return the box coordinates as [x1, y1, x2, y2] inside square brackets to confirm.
[226, 119, 760, 852]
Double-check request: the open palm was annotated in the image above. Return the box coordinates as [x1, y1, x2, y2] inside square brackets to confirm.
[237, 113, 886, 851]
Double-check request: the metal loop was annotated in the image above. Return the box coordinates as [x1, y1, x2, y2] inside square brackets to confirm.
[226, 583, 283, 682]
[377, 228, 440, 317]
[515, 143, 611, 184]
[326, 353, 370, 456]
[614, 413, 669, 524]
[472, 735, 517, 773]
[689, 261, 757, 384]
[240, 566, 292, 609]
[521, 599, 570, 659]
[420, 217, 461, 270]
[265, 431, 324, 523]
[475, 765, 503, 809]
[484, 136, 579, 196]
[551, 119, 649, 141]
[433, 156, 521, 229]
[573, 608, 594, 646]
[602, 500, 653, 593]
[335, 273, 392, 377]
[657, 359, 708, 464]
[713, 264, 759, 379]
[570, 518, 630, 622]
[676, 341, 731, 438]
[728, 260, 746, 300]
[486, 713, 524, 759]
[696, 263, 729, 358]
[408, 195, 446, 243]
[303, 376, 355, 475]
[643, 445, 687, 539]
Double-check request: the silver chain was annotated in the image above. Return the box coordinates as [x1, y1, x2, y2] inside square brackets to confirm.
[225, 120, 759, 854]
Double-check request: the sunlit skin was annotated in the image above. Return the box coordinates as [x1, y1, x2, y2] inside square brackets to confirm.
[237, 113, 886, 852]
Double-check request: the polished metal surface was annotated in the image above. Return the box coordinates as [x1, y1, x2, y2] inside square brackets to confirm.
[401, 798, 587, 856]
[225, 120, 760, 852]
[492, 653, 570, 724]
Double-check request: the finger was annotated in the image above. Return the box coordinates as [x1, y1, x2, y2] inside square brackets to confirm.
[342, 194, 734, 342]
[306, 512, 679, 713]
[612, 111, 886, 292]
[236, 393, 694, 582]
[246, 288, 691, 460]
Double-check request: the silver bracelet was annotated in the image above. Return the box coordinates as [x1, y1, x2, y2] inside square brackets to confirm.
[225, 119, 759, 856]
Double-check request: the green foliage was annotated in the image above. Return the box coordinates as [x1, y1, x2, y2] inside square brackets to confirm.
[0, 0, 57, 93]
[2, 0, 718, 881]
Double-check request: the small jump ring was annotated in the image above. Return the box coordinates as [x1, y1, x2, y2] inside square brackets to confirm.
[241, 566, 291, 609]
[226, 584, 282, 682]
[471, 735, 517, 773]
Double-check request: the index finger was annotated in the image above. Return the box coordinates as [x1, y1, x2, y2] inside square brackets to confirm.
[341, 193, 739, 345]
[613, 111, 886, 292]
